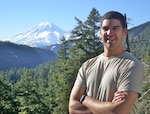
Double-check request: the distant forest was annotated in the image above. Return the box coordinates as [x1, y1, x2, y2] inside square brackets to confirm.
[0, 8, 149, 114]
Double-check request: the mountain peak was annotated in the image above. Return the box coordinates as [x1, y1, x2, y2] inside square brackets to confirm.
[37, 22, 51, 27]
[8, 22, 69, 47]
[33, 22, 54, 31]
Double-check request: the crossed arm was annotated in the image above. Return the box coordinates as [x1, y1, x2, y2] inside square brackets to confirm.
[69, 85, 139, 114]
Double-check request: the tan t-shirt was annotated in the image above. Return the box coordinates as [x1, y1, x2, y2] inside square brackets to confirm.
[74, 52, 144, 114]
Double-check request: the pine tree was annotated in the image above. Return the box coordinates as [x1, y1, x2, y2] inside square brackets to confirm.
[71, 7, 103, 62]
[0, 74, 17, 114]
[14, 69, 32, 113]
[47, 36, 71, 113]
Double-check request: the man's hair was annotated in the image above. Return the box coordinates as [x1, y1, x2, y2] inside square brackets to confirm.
[101, 11, 127, 28]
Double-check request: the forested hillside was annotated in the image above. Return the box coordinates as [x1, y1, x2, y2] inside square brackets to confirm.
[129, 24, 150, 61]
[129, 23, 150, 113]
[0, 8, 149, 114]
[0, 41, 57, 70]
[128, 21, 150, 38]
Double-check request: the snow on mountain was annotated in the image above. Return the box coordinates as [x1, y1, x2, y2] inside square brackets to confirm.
[8, 22, 71, 47]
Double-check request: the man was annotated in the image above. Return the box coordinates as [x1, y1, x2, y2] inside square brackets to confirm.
[69, 11, 144, 114]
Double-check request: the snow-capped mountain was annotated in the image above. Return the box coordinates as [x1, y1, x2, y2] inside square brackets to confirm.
[8, 22, 71, 48]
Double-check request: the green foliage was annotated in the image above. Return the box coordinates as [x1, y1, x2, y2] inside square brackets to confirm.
[129, 25, 150, 114]
[0, 75, 18, 114]
[129, 28, 150, 60]
[137, 69, 150, 114]
[71, 8, 103, 61]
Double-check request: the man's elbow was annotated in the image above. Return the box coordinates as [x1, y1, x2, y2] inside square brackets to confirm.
[111, 107, 130, 114]
[68, 103, 74, 114]
[108, 102, 130, 114]
[111, 111, 129, 114]
[68, 102, 78, 114]
[68, 108, 74, 114]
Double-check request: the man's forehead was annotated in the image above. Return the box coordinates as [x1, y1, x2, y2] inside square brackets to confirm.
[101, 19, 121, 27]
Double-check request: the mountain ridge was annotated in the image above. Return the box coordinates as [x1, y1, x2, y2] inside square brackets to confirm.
[128, 21, 150, 38]
[0, 41, 57, 71]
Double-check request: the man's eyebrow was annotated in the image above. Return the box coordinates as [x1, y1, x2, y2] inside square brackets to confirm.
[113, 25, 121, 28]
[101, 25, 121, 29]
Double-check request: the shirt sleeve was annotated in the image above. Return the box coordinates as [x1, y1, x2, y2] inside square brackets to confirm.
[117, 62, 144, 97]
[74, 63, 87, 88]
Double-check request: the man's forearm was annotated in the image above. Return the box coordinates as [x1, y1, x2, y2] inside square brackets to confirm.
[82, 96, 126, 114]
[69, 100, 93, 114]
[82, 96, 114, 114]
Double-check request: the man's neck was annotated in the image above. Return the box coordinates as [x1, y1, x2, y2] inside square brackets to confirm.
[103, 48, 125, 57]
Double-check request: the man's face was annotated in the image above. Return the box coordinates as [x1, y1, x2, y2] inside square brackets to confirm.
[100, 19, 127, 51]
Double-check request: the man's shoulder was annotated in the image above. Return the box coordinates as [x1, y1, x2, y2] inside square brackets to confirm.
[122, 52, 141, 64]
[81, 54, 103, 69]
[84, 54, 102, 64]
[121, 52, 143, 70]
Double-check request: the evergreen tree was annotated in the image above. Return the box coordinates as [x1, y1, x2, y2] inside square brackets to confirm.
[0, 75, 17, 114]
[14, 68, 48, 114]
[48, 37, 71, 114]
[71, 7, 103, 62]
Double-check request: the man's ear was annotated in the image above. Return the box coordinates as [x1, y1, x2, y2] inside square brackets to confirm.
[123, 28, 128, 39]
[100, 30, 102, 39]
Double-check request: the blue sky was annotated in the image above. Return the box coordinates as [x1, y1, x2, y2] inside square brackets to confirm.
[0, 0, 149, 40]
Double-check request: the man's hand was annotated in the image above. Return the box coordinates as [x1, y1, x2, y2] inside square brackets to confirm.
[112, 91, 127, 103]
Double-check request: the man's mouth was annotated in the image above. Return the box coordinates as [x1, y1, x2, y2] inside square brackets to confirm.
[106, 37, 116, 43]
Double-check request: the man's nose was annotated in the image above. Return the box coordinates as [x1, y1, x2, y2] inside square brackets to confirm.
[107, 29, 112, 35]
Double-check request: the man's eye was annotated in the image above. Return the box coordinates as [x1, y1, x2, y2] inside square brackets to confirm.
[113, 26, 120, 31]
[113, 27, 118, 30]
[102, 27, 108, 31]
